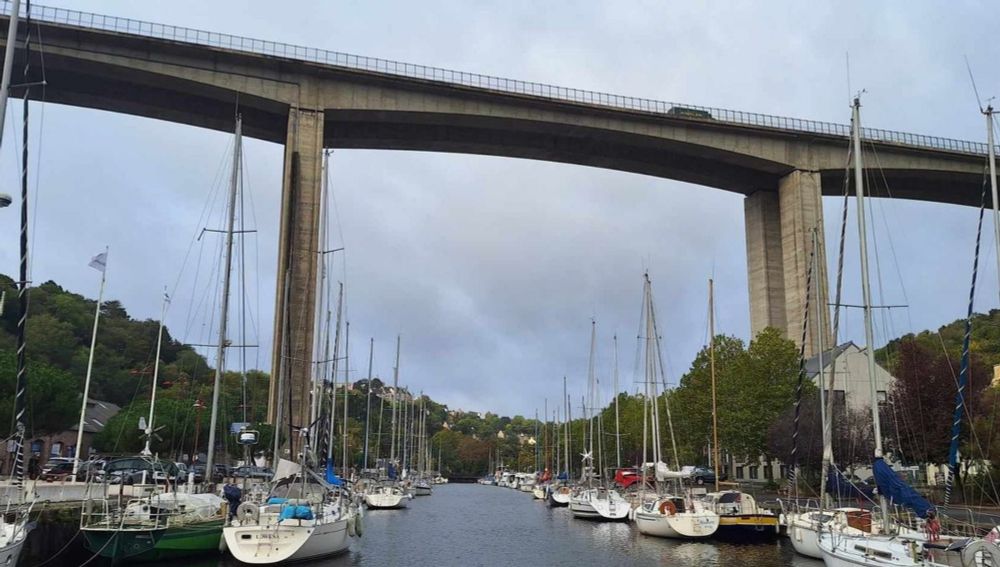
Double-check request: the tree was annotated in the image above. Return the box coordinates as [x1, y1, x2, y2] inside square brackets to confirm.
[671, 328, 801, 464]
[885, 339, 990, 464]
[0, 351, 78, 437]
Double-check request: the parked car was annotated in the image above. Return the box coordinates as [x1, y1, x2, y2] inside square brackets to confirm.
[39, 461, 75, 482]
[78, 459, 106, 481]
[39, 457, 74, 475]
[191, 464, 224, 483]
[690, 465, 727, 485]
[233, 466, 273, 480]
[104, 456, 178, 485]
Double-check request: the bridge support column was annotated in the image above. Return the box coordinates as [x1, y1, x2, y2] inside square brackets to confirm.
[745, 170, 831, 357]
[269, 107, 324, 457]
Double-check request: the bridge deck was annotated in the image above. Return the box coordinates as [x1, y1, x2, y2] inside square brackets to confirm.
[2, 1, 993, 158]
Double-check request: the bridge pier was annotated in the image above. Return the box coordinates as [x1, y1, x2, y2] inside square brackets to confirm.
[269, 107, 324, 457]
[745, 170, 831, 356]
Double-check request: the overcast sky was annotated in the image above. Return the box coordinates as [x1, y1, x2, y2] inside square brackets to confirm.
[1, 0, 999, 418]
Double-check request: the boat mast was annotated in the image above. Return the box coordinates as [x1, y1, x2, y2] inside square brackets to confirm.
[341, 321, 350, 476]
[649, 277, 680, 471]
[363, 337, 374, 471]
[205, 115, 242, 482]
[543, 399, 548, 472]
[815, 229, 832, 507]
[851, 97, 888, 527]
[73, 249, 108, 477]
[709, 278, 720, 493]
[0, 0, 21, 146]
[9, 0, 31, 491]
[141, 290, 169, 457]
[272, 269, 291, 463]
[326, 284, 343, 465]
[389, 335, 401, 470]
[613, 335, 621, 470]
[987, 106, 1000, 306]
[587, 321, 596, 487]
[563, 376, 570, 480]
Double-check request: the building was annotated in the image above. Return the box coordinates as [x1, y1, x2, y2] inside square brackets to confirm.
[725, 342, 896, 485]
[804, 342, 895, 413]
[29, 398, 121, 466]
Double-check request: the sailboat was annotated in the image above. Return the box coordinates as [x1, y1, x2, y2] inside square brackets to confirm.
[548, 378, 572, 507]
[700, 280, 779, 543]
[364, 336, 409, 510]
[81, 116, 254, 563]
[223, 149, 361, 564]
[815, 99, 1000, 567]
[412, 394, 433, 496]
[569, 322, 630, 521]
[631, 273, 720, 539]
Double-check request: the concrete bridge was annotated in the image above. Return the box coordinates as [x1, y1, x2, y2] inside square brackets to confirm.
[1, 4, 990, 445]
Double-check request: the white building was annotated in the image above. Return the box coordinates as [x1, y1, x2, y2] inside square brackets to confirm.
[803, 342, 894, 413]
[726, 342, 897, 486]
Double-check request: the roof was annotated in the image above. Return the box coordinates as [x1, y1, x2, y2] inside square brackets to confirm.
[69, 398, 121, 433]
[803, 342, 857, 377]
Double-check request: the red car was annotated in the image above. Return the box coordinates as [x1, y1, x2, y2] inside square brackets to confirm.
[614, 467, 650, 489]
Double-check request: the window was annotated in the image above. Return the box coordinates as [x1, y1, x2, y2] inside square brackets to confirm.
[876, 390, 887, 404]
[779, 464, 789, 479]
[736, 466, 744, 479]
[834, 390, 846, 407]
[49, 442, 62, 457]
[764, 464, 773, 480]
[749, 466, 759, 480]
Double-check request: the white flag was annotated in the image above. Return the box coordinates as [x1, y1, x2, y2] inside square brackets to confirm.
[89, 252, 107, 273]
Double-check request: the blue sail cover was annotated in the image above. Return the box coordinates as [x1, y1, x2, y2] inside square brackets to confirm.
[557, 471, 568, 481]
[387, 463, 397, 480]
[325, 459, 344, 486]
[826, 467, 874, 500]
[872, 458, 933, 518]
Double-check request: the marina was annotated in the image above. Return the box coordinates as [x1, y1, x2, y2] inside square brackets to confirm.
[19, 483, 821, 567]
[1, 1, 1000, 566]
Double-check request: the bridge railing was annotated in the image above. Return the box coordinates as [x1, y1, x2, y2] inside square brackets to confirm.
[5, 1, 991, 156]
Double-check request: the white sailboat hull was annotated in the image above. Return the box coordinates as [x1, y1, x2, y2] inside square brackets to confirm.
[548, 487, 571, 506]
[569, 498, 600, 519]
[364, 491, 408, 509]
[787, 510, 830, 559]
[818, 531, 945, 567]
[569, 489, 629, 521]
[0, 520, 26, 567]
[634, 509, 719, 539]
[223, 516, 350, 564]
[0, 539, 24, 567]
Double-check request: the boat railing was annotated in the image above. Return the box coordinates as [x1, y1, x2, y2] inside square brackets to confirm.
[80, 496, 172, 531]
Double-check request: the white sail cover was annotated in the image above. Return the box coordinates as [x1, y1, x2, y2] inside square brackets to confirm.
[272, 458, 302, 483]
[653, 462, 695, 481]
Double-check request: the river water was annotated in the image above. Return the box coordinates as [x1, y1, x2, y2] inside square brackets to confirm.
[27, 484, 825, 566]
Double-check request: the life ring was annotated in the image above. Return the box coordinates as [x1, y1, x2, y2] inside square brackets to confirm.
[236, 502, 259, 524]
[658, 500, 677, 516]
[962, 540, 1000, 567]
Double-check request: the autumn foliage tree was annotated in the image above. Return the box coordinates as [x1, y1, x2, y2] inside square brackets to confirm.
[885, 339, 990, 464]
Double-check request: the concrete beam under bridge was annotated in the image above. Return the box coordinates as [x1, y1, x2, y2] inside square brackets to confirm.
[269, 108, 324, 458]
[745, 171, 832, 356]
